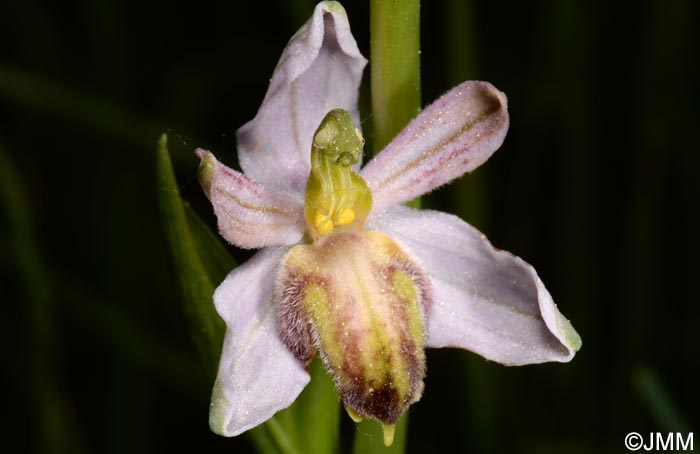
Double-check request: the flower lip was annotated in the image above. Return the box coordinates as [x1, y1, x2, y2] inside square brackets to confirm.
[275, 229, 431, 425]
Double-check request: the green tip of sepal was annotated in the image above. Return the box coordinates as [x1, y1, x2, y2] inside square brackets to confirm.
[158, 132, 168, 150]
[556, 312, 583, 352]
[196, 149, 217, 199]
[321, 1, 346, 15]
[345, 405, 363, 423]
[382, 423, 395, 447]
[208, 381, 229, 435]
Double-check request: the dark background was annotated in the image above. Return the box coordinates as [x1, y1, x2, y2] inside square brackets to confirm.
[1, 0, 697, 452]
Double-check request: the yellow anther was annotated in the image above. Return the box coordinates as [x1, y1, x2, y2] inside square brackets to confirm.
[336, 208, 355, 226]
[305, 109, 373, 240]
[314, 212, 334, 235]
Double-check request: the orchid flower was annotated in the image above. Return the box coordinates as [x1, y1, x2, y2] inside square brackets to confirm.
[196, 1, 581, 447]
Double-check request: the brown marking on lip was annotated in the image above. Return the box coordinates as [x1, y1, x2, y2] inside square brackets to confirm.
[275, 265, 326, 367]
[276, 231, 432, 423]
[341, 377, 403, 423]
[335, 253, 429, 423]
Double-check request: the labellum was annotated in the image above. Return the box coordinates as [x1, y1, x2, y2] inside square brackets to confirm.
[275, 109, 432, 445]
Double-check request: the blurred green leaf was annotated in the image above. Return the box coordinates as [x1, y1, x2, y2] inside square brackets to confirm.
[0, 141, 84, 453]
[635, 367, 690, 433]
[0, 65, 158, 149]
[56, 273, 205, 401]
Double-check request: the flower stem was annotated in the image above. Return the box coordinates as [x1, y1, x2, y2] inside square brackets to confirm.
[370, 0, 421, 154]
[363, 1, 420, 449]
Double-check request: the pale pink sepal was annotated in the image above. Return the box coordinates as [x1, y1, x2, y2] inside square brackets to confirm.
[362, 81, 509, 215]
[209, 247, 310, 436]
[369, 206, 581, 366]
[236, 2, 367, 195]
[196, 149, 305, 249]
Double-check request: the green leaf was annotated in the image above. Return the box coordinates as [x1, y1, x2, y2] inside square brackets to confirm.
[368, 1, 420, 450]
[155, 133, 224, 376]
[184, 203, 236, 284]
[635, 367, 690, 433]
[157, 134, 298, 453]
[0, 141, 81, 453]
[56, 274, 206, 400]
[0, 65, 159, 150]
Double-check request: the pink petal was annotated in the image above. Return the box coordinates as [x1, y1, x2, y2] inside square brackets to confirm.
[369, 206, 581, 365]
[361, 81, 509, 214]
[209, 247, 310, 436]
[237, 2, 367, 195]
[197, 149, 304, 249]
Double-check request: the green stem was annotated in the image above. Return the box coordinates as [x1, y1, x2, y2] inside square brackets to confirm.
[370, 0, 421, 154]
[265, 417, 301, 454]
[357, 2, 421, 449]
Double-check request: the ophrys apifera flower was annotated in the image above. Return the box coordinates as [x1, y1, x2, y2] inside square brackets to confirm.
[197, 1, 581, 446]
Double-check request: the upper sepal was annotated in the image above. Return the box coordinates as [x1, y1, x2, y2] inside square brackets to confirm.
[236, 1, 367, 195]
